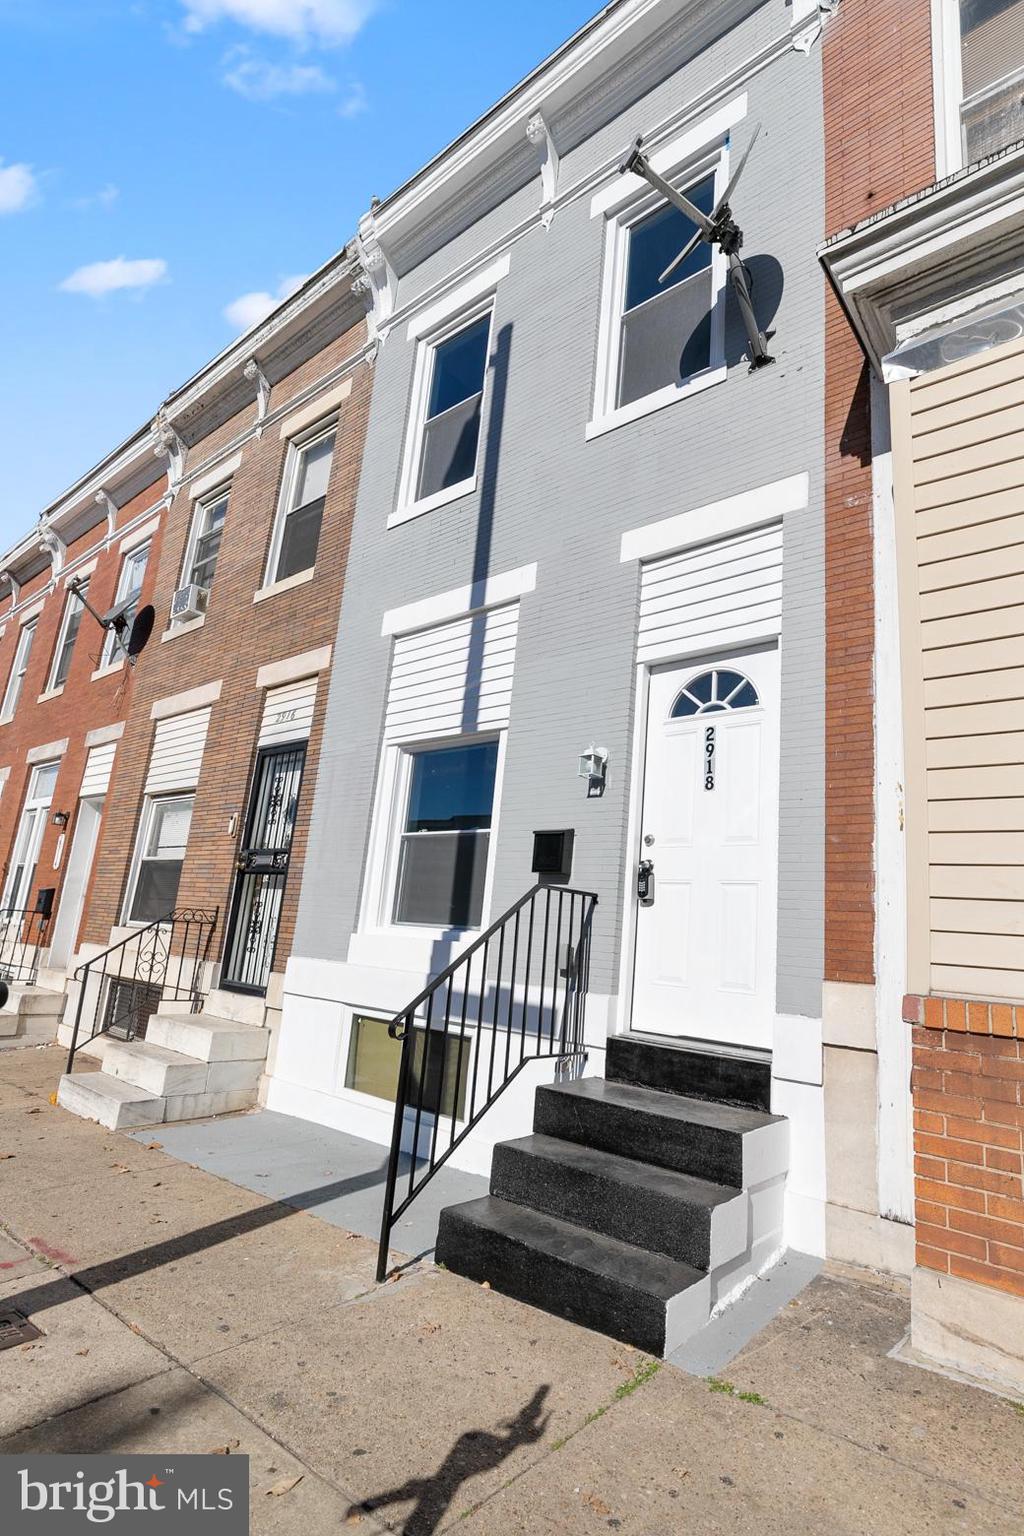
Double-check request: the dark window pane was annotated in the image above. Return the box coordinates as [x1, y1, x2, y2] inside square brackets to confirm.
[625, 177, 714, 313]
[671, 694, 699, 718]
[345, 1014, 469, 1118]
[53, 590, 86, 688]
[417, 394, 482, 499]
[394, 830, 489, 928]
[277, 497, 324, 581]
[618, 270, 713, 407]
[688, 671, 714, 703]
[428, 316, 491, 419]
[130, 859, 183, 924]
[406, 742, 499, 832]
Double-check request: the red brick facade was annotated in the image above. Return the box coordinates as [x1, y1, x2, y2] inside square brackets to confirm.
[83, 314, 372, 990]
[822, 0, 935, 984]
[0, 476, 167, 957]
[905, 995, 1024, 1299]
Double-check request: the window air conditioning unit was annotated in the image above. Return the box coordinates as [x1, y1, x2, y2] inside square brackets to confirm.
[170, 584, 209, 623]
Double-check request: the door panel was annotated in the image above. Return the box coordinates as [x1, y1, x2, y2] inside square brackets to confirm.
[632, 645, 780, 1049]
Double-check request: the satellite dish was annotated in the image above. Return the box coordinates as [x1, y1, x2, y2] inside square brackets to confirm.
[619, 123, 775, 370]
[126, 604, 155, 664]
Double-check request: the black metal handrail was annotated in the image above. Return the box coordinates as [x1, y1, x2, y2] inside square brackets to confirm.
[64, 908, 218, 1075]
[376, 883, 598, 1282]
[0, 906, 51, 987]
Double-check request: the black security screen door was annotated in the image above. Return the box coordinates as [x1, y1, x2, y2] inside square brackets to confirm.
[221, 741, 306, 995]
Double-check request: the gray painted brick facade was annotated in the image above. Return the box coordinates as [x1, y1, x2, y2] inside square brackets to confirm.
[295, 0, 825, 1022]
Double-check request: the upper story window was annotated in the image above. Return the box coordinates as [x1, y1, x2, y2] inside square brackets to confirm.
[266, 424, 335, 586]
[618, 178, 716, 408]
[395, 307, 493, 525]
[48, 580, 88, 692]
[183, 489, 228, 596]
[416, 314, 491, 504]
[1, 619, 36, 721]
[102, 541, 150, 667]
[938, 1, 1024, 170]
[590, 158, 724, 438]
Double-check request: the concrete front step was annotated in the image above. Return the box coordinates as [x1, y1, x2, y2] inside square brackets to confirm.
[491, 1133, 747, 1272]
[534, 1077, 788, 1189]
[0, 985, 64, 1039]
[606, 1034, 772, 1113]
[103, 1038, 263, 1100]
[57, 1071, 164, 1131]
[146, 1012, 269, 1064]
[435, 1195, 710, 1358]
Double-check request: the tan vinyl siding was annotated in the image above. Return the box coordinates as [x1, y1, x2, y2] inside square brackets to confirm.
[904, 338, 1024, 999]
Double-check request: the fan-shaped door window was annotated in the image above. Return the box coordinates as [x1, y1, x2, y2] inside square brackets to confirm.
[670, 668, 759, 718]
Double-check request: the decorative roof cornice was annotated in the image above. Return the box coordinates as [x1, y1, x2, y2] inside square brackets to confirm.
[820, 142, 1024, 372]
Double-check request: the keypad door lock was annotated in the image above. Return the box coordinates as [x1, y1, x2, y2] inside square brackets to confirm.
[637, 859, 655, 906]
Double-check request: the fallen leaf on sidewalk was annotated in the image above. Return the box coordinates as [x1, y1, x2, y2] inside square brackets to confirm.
[76, 1349, 90, 1357]
[345, 1513, 363, 1526]
[111, 1163, 131, 1174]
[145, 1142, 163, 1151]
[582, 1493, 611, 1516]
[25, 1107, 41, 1115]
[480, 1280, 491, 1290]
[265, 1476, 303, 1497]
[207, 1440, 239, 1455]
[0, 1153, 14, 1160]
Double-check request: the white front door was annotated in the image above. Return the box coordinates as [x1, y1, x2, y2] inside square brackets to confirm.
[47, 797, 103, 969]
[632, 644, 780, 1050]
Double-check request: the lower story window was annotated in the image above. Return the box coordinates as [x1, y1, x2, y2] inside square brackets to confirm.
[127, 794, 194, 924]
[345, 1013, 470, 1119]
[393, 739, 498, 929]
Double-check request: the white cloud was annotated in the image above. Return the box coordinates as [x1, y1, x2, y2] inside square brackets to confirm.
[223, 273, 307, 331]
[0, 159, 38, 214]
[337, 79, 366, 118]
[223, 50, 336, 99]
[180, 0, 376, 46]
[72, 182, 120, 211]
[59, 256, 168, 298]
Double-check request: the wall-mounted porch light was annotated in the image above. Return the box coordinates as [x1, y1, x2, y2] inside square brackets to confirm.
[578, 745, 608, 798]
[51, 810, 70, 829]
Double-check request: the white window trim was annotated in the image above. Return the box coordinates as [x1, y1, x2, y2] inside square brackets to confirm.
[260, 417, 337, 592]
[0, 619, 37, 724]
[2, 759, 59, 909]
[932, 0, 1024, 177]
[253, 567, 316, 606]
[46, 580, 87, 694]
[121, 792, 194, 928]
[588, 141, 729, 442]
[356, 729, 508, 968]
[101, 539, 151, 667]
[391, 296, 498, 530]
[175, 483, 229, 614]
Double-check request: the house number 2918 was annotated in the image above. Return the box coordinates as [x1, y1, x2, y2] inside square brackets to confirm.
[704, 725, 717, 791]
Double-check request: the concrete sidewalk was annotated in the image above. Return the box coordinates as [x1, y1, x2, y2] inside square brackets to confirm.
[1, 1045, 1022, 1535]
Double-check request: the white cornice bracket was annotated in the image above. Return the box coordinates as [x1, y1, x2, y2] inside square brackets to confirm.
[1, 571, 20, 609]
[39, 526, 66, 576]
[95, 489, 118, 539]
[792, 0, 838, 53]
[354, 210, 397, 344]
[526, 111, 560, 230]
[244, 357, 272, 437]
[151, 410, 186, 490]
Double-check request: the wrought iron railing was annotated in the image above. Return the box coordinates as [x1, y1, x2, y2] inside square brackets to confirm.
[0, 906, 51, 986]
[64, 908, 218, 1076]
[376, 884, 598, 1282]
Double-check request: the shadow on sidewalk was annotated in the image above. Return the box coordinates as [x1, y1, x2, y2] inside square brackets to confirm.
[348, 1384, 551, 1535]
[4, 1159, 392, 1320]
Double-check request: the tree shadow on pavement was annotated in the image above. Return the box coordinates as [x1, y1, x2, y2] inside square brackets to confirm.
[348, 1384, 551, 1535]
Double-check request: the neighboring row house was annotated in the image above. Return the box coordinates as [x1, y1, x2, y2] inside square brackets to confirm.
[2, 0, 1021, 1384]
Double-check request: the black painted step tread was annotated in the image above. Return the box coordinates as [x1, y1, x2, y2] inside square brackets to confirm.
[443, 1195, 704, 1299]
[498, 1133, 738, 1211]
[541, 1076, 783, 1132]
[607, 1035, 772, 1111]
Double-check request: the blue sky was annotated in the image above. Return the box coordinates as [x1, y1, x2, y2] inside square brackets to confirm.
[0, 0, 597, 549]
